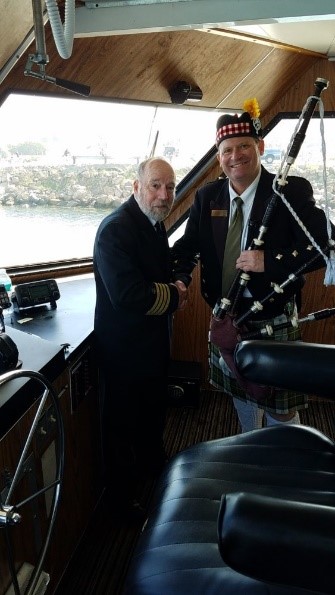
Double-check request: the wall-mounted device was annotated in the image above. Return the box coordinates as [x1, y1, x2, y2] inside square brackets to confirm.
[0, 283, 11, 333]
[0, 283, 11, 310]
[0, 332, 19, 373]
[13, 279, 61, 311]
[0, 282, 19, 369]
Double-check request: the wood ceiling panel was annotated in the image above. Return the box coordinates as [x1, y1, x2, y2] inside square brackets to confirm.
[219, 50, 321, 113]
[0, 26, 320, 120]
[77, 33, 254, 106]
[0, 0, 33, 71]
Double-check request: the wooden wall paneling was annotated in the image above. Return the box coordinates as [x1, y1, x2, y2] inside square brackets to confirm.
[171, 263, 212, 384]
[0, 418, 30, 593]
[46, 346, 102, 593]
[18, 395, 51, 551]
[44, 370, 81, 592]
[0, 397, 50, 594]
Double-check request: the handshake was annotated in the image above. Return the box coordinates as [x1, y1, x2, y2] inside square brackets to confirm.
[174, 280, 188, 310]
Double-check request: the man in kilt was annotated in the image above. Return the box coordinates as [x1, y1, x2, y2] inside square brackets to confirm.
[172, 102, 334, 432]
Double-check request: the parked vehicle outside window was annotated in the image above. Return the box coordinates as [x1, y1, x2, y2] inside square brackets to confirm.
[261, 148, 282, 163]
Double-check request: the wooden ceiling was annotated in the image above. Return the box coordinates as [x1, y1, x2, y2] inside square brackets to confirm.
[1, 3, 335, 130]
[0, 0, 33, 72]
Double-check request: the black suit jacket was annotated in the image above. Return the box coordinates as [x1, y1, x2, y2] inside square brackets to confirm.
[93, 195, 179, 377]
[172, 167, 333, 318]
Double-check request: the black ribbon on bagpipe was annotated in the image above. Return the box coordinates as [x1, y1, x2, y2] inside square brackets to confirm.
[210, 77, 330, 402]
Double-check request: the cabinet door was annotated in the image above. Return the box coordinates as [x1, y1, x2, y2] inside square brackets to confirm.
[0, 381, 61, 594]
[0, 418, 33, 593]
[45, 343, 103, 593]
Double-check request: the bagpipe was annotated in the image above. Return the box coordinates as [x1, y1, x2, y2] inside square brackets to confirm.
[209, 77, 335, 401]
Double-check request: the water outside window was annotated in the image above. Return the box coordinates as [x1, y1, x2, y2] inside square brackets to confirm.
[0, 93, 219, 267]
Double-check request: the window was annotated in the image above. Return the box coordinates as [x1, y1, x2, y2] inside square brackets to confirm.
[0, 93, 219, 269]
[261, 114, 335, 220]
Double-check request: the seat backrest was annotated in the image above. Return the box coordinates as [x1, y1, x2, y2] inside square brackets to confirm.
[235, 340, 335, 401]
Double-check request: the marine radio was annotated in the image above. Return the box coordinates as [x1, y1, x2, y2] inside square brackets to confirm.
[13, 279, 61, 310]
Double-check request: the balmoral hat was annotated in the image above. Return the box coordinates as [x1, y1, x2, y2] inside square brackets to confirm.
[216, 98, 262, 147]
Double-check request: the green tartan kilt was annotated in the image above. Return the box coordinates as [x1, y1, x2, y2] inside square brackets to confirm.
[208, 303, 308, 415]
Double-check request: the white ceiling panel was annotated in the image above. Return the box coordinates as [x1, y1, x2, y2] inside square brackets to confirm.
[224, 21, 335, 57]
[75, 0, 335, 57]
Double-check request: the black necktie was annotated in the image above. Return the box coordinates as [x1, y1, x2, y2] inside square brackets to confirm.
[221, 196, 244, 296]
[155, 221, 165, 238]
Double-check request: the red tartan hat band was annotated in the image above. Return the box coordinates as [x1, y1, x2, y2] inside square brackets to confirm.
[216, 112, 262, 147]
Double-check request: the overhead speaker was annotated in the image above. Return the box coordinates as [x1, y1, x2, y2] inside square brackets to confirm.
[169, 81, 203, 104]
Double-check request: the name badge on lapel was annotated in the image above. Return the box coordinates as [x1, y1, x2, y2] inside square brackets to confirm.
[211, 209, 228, 217]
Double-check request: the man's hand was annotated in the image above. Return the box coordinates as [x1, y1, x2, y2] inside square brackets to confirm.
[174, 280, 188, 310]
[236, 250, 264, 273]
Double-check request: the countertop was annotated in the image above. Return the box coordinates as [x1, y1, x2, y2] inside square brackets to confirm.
[0, 328, 65, 437]
[0, 275, 96, 437]
[5, 274, 96, 357]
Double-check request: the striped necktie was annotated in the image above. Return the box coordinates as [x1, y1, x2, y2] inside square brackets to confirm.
[221, 196, 244, 296]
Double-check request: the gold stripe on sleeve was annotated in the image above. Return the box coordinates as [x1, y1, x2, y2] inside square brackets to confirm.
[146, 283, 171, 315]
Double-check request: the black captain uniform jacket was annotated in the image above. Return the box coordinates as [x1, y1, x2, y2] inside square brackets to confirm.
[172, 166, 333, 320]
[93, 194, 179, 377]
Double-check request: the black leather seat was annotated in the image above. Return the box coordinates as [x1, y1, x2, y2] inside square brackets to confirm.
[123, 341, 335, 595]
